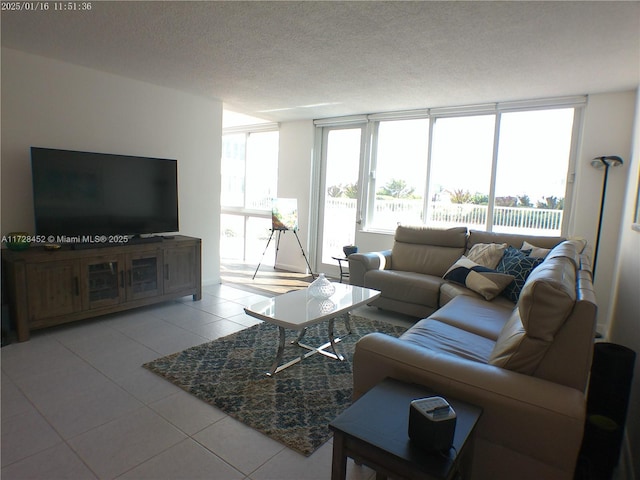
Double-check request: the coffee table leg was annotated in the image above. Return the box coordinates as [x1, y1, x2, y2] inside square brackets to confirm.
[267, 326, 287, 377]
[294, 327, 308, 344]
[344, 314, 352, 334]
[328, 318, 345, 361]
[268, 318, 351, 376]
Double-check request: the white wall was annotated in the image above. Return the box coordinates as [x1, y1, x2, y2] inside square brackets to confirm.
[571, 91, 637, 332]
[273, 120, 315, 273]
[1, 48, 222, 284]
[608, 87, 640, 478]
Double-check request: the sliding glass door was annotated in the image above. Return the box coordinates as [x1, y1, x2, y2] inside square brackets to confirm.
[316, 125, 365, 276]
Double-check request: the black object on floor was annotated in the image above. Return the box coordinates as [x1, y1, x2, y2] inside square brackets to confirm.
[576, 342, 636, 480]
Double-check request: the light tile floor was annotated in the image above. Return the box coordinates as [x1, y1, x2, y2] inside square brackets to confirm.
[1, 283, 391, 480]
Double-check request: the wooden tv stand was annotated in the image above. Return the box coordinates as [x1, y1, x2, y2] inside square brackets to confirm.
[2, 235, 201, 342]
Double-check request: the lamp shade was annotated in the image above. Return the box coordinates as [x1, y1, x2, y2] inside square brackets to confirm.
[591, 155, 624, 169]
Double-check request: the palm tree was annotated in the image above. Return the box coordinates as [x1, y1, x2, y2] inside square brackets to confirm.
[518, 195, 533, 207]
[537, 196, 563, 209]
[495, 196, 517, 207]
[378, 179, 414, 198]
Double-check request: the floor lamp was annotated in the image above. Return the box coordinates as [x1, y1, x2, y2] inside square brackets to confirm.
[590, 155, 624, 278]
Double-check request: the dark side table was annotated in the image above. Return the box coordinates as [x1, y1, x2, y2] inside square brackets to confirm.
[329, 378, 482, 480]
[331, 256, 349, 283]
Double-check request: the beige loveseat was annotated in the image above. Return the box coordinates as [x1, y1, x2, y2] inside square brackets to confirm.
[349, 225, 597, 480]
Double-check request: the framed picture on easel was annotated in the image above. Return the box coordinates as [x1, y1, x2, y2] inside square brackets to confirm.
[271, 198, 299, 231]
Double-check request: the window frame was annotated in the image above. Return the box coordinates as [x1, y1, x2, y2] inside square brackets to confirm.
[221, 123, 279, 262]
[366, 117, 431, 231]
[346, 97, 586, 236]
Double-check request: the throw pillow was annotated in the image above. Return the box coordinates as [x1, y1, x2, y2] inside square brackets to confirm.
[521, 241, 551, 258]
[467, 242, 508, 269]
[496, 247, 544, 303]
[443, 256, 514, 301]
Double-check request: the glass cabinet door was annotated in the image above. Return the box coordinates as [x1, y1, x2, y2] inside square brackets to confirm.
[126, 253, 163, 300]
[83, 257, 124, 309]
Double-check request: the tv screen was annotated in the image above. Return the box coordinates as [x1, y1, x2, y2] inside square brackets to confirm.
[31, 147, 179, 237]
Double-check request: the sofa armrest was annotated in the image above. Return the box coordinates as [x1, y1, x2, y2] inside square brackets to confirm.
[353, 333, 586, 474]
[348, 250, 392, 287]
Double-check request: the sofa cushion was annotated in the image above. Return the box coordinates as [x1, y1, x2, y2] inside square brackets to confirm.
[429, 295, 513, 340]
[488, 310, 549, 374]
[467, 242, 508, 268]
[392, 243, 466, 277]
[468, 230, 563, 250]
[401, 319, 495, 363]
[488, 255, 577, 374]
[395, 225, 468, 247]
[496, 247, 544, 303]
[568, 237, 587, 254]
[392, 226, 467, 276]
[439, 281, 484, 305]
[439, 281, 516, 308]
[443, 256, 514, 301]
[518, 256, 576, 342]
[521, 240, 551, 258]
[365, 269, 443, 309]
[545, 240, 580, 268]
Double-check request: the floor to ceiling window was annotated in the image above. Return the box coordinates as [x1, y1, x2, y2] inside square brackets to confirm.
[492, 108, 575, 234]
[353, 98, 583, 236]
[220, 127, 279, 263]
[424, 107, 576, 235]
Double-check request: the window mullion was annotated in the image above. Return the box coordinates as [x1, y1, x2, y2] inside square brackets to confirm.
[243, 132, 250, 210]
[424, 117, 435, 224]
[487, 114, 501, 232]
[364, 121, 380, 228]
[561, 107, 584, 235]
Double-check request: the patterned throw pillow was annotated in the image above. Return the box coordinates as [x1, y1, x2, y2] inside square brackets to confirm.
[496, 247, 544, 303]
[521, 241, 551, 258]
[444, 256, 514, 301]
[467, 242, 508, 269]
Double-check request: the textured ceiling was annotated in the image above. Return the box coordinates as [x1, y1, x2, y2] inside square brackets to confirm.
[2, 1, 639, 122]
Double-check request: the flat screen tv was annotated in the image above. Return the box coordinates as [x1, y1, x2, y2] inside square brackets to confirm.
[31, 147, 179, 238]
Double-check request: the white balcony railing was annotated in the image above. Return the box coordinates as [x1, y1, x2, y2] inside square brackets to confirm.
[224, 198, 563, 264]
[324, 198, 563, 237]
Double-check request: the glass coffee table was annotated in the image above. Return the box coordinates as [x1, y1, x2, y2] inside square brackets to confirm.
[244, 283, 380, 376]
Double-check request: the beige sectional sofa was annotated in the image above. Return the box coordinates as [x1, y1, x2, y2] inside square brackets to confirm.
[348, 225, 597, 480]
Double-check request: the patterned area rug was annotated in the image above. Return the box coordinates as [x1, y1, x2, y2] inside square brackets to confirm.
[143, 314, 407, 456]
